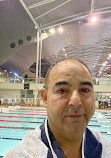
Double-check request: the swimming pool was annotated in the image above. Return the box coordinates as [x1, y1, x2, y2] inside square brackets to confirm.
[0, 108, 111, 157]
[88, 110, 111, 141]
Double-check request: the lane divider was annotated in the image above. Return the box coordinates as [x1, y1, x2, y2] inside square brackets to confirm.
[0, 137, 22, 140]
[88, 125, 101, 127]
[0, 120, 44, 123]
[7, 111, 47, 113]
[88, 124, 111, 128]
[0, 115, 46, 119]
[90, 120, 111, 123]
[0, 126, 35, 130]
[0, 113, 46, 115]
[92, 116, 111, 120]
[100, 132, 111, 135]
[16, 109, 47, 111]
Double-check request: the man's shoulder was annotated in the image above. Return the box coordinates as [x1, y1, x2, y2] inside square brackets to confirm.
[89, 128, 111, 145]
[3, 126, 48, 158]
[87, 128, 111, 157]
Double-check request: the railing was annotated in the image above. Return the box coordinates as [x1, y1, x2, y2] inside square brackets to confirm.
[10, 78, 45, 84]
[0, 77, 45, 84]
[0, 98, 43, 106]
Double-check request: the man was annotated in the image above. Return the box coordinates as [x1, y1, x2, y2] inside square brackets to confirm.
[4, 58, 111, 158]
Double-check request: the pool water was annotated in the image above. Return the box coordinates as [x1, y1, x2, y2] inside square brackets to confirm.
[0, 108, 111, 157]
[88, 111, 111, 141]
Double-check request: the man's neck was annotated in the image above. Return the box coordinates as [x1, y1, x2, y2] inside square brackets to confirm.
[49, 124, 83, 158]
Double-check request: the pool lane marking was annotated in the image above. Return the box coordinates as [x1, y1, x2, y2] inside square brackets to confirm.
[0, 112, 46, 115]
[0, 115, 46, 119]
[0, 137, 22, 140]
[0, 126, 35, 129]
[92, 116, 111, 119]
[90, 120, 111, 123]
[88, 124, 111, 128]
[0, 120, 44, 123]
[16, 109, 47, 111]
[7, 111, 47, 113]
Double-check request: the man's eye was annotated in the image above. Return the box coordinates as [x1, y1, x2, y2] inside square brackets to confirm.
[81, 88, 90, 93]
[57, 89, 67, 94]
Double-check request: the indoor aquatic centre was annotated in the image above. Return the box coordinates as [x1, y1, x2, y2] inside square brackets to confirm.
[0, 0, 111, 157]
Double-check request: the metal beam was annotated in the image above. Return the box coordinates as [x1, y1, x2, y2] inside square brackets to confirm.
[94, 9, 111, 15]
[35, 0, 71, 20]
[95, 6, 111, 12]
[36, 30, 40, 83]
[90, 0, 95, 12]
[41, 6, 111, 30]
[42, 11, 89, 27]
[92, 44, 111, 49]
[28, 0, 56, 9]
[19, 0, 40, 29]
[39, 30, 42, 83]
[41, 13, 89, 30]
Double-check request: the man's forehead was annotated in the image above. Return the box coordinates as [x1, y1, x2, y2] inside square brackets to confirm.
[51, 60, 80, 72]
[50, 60, 88, 76]
[48, 60, 92, 83]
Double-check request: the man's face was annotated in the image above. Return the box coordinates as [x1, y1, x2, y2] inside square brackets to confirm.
[43, 60, 95, 133]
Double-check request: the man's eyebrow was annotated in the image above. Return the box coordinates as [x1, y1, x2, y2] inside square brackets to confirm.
[54, 81, 71, 88]
[80, 81, 93, 87]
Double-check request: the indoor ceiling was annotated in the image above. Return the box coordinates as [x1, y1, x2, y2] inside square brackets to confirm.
[0, 0, 111, 78]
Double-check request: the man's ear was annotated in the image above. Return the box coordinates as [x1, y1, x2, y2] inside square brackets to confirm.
[41, 88, 47, 108]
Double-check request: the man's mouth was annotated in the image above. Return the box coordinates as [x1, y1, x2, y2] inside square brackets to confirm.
[68, 114, 83, 118]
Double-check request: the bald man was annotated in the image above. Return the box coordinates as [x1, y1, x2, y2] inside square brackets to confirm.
[4, 58, 111, 158]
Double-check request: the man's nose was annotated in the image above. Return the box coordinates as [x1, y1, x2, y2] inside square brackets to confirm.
[68, 90, 82, 108]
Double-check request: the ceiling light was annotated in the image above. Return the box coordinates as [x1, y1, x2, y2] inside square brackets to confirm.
[109, 54, 111, 58]
[42, 32, 48, 36]
[49, 28, 55, 34]
[58, 26, 63, 32]
[14, 73, 18, 76]
[102, 63, 105, 66]
[102, 61, 108, 66]
[91, 16, 97, 23]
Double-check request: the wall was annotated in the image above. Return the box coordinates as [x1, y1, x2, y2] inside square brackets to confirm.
[93, 85, 111, 93]
[0, 76, 9, 83]
[0, 83, 44, 90]
[0, 89, 21, 98]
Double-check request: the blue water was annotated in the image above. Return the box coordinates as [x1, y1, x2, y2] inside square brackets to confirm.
[0, 139, 21, 156]
[0, 109, 111, 157]
[88, 111, 111, 141]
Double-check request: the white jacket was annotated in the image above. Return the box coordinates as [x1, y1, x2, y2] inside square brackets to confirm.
[4, 119, 111, 158]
